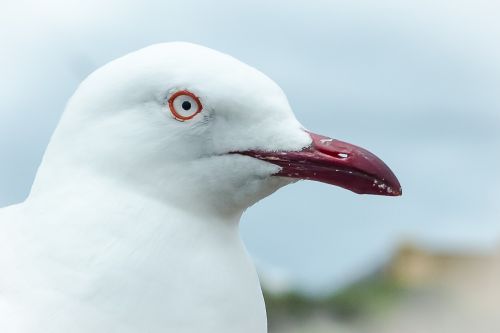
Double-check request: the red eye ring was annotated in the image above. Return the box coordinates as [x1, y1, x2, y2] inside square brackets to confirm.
[168, 90, 203, 121]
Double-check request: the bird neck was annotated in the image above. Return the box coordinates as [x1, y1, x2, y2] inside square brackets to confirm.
[13, 179, 267, 333]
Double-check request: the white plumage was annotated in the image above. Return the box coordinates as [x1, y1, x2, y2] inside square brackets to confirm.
[0, 42, 310, 333]
[0, 42, 400, 333]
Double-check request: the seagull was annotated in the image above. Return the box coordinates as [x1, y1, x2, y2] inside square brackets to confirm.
[0, 42, 401, 333]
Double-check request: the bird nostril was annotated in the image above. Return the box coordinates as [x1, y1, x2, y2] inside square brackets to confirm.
[336, 152, 349, 159]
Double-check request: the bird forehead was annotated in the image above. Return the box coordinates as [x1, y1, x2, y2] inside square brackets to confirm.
[75, 42, 295, 131]
[114, 42, 283, 96]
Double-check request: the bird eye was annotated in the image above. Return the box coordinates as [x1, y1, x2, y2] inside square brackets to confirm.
[168, 90, 203, 121]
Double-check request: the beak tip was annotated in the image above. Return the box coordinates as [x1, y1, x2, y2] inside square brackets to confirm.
[383, 176, 402, 197]
[366, 181, 402, 197]
[391, 186, 403, 196]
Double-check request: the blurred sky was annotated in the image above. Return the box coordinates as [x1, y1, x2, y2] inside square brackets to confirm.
[1, 0, 499, 292]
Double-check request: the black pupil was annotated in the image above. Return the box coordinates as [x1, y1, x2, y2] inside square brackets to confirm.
[181, 101, 192, 111]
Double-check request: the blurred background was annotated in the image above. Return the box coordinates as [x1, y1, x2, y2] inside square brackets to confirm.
[1, 0, 499, 331]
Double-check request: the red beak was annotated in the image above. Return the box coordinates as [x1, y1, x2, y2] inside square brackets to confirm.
[240, 132, 402, 196]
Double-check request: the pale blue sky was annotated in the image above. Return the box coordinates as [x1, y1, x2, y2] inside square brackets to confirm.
[1, 0, 499, 292]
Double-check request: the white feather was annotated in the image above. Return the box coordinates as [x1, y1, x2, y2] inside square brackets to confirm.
[0, 42, 311, 333]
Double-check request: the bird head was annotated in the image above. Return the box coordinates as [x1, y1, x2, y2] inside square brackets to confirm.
[38, 42, 401, 215]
